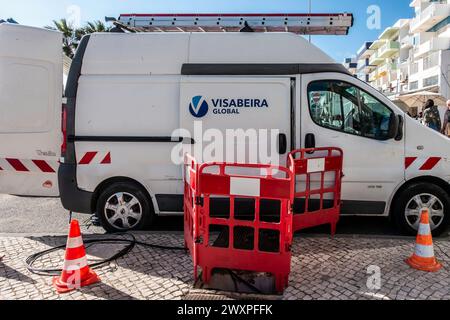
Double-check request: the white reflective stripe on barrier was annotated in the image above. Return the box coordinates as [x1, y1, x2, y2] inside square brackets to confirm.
[186, 167, 191, 186]
[418, 223, 431, 236]
[67, 236, 84, 249]
[414, 244, 435, 258]
[63, 256, 88, 271]
[230, 177, 261, 197]
[307, 158, 325, 173]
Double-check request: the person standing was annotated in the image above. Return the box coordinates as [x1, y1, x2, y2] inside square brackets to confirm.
[442, 100, 450, 137]
[423, 99, 441, 132]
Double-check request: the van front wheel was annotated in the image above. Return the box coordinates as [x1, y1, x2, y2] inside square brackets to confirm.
[393, 182, 450, 236]
[96, 182, 154, 233]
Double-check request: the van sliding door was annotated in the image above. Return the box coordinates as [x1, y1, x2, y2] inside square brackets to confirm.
[180, 76, 292, 167]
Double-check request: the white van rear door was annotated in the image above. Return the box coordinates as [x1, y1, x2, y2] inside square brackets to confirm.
[0, 24, 62, 196]
[180, 76, 292, 167]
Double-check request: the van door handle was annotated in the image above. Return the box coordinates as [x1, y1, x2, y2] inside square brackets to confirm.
[305, 133, 316, 149]
[278, 133, 287, 155]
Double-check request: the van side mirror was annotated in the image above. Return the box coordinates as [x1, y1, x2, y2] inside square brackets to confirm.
[395, 115, 404, 141]
[388, 113, 400, 140]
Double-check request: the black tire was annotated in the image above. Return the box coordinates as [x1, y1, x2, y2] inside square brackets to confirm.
[392, 182, 450, 236]
[96, 182, 154, 233]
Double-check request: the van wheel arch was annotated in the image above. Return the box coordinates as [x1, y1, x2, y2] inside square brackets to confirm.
[390, 176, 450, 235]
[91, 177, 155, 214]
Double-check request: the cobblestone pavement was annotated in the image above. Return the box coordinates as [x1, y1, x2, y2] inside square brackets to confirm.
[0, 233, 449, 300]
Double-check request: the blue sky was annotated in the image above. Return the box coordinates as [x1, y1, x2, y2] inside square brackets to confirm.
[0, 0, 414, 61]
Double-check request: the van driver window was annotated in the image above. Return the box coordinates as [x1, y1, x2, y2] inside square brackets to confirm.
[308, 80, 394, 140]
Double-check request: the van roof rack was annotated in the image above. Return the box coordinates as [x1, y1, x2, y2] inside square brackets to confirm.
[114, 13, 354, 35]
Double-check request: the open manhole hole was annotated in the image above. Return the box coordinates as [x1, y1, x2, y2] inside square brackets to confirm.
[183, 293, 234, 301]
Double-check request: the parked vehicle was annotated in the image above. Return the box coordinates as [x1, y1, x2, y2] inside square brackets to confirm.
[1, 23, 449, 235]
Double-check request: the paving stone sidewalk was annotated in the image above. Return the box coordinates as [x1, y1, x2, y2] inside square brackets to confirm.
[0, 233, 449, 300]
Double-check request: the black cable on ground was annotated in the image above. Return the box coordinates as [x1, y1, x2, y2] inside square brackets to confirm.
[26, 233, 267, 295]
[25, 233, 186, 277]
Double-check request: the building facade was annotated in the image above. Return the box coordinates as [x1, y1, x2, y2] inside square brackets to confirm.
[345, 0, 450, 107]
[369, 21, 401, 99]
[343, 57, 358, 77]
[408, 0, 450, 99]
[355, 42, 374, 82]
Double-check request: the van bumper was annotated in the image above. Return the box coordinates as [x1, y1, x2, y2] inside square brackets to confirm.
[58, 163, 94, 214]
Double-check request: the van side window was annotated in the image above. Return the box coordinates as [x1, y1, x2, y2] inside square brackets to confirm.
[307, 80, 394, 140]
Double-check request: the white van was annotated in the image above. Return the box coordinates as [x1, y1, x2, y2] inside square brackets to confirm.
[1, 24, 449, 235]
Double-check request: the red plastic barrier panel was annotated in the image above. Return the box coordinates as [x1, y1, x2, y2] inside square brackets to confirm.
[184, 154, 294, 293]
[184, 154, 199, 278]
[288, 148, 344, 235]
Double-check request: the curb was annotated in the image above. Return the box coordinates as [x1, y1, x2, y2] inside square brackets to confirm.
[296, 233, 450, 242]
[0, 231, 448, 241]
[0, 230, 185, 238]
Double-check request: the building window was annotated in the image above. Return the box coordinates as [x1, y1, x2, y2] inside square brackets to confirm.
[423, 52, 439, 70]
[423, 75, 439, 88]
[410, 81, 419, 91]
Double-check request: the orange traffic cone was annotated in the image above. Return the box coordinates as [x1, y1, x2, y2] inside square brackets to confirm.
[53, 219, 100, 293]
[406, 209, 442, 272]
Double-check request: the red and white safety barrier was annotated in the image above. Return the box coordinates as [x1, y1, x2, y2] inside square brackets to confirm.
[78, 152, 111, 165]
[0, 158, 58, 173]
[405, 157, 441, 171]
[184, 155, 293, 293]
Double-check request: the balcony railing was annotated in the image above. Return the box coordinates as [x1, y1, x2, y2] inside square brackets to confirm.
[400, 34, 413, 48]
[410, 2, 450, 33]
[423, 51, 440, 70]
[378, 41, 400, 59]
[369, 51, 384, 65]
[414, 38, 450, 58]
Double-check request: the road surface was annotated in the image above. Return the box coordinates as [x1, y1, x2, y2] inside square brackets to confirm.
[0, 194, 448, 237]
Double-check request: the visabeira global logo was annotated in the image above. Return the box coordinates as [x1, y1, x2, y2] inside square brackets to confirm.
[189, 95, 269, 117]
[189, 96, 209, 118]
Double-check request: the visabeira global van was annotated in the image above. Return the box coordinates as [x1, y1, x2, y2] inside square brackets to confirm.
[1, 23, 449, 235]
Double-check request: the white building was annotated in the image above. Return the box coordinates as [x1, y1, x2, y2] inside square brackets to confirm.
[408, 0, 450, 99]
[368, 20, 410, 99]
[355, 42, 374, 82]
[343, 57, 358, 76]
[63, 55, 72, 89]
[347, 0, 450, 111]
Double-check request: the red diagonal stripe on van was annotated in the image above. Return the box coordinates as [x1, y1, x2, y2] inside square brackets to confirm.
[405, 157, 417, 170]
[6, 159, 29, 172]
[32, 160, 55, 173]
[100, 152, 111, 164]
[79, 152, 98, 165]
[419, 157, 441, 171]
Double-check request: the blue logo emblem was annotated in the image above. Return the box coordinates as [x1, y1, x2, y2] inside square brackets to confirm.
[189, 96, 209, 118]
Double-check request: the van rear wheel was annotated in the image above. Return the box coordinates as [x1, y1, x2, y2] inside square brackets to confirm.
[96, 182, 154, 233]
[393, 182, 450, 236]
